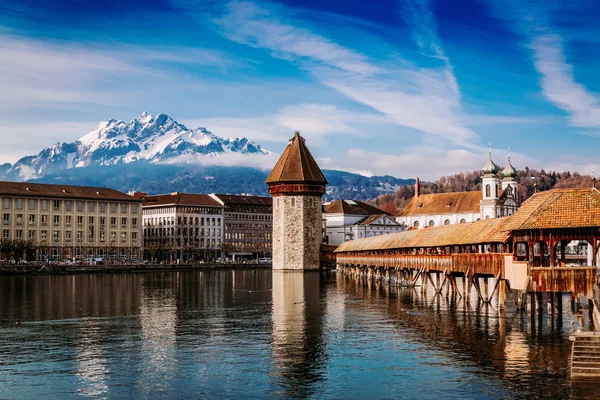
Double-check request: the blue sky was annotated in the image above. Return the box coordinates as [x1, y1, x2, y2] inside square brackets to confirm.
[1, 0, 600, 179]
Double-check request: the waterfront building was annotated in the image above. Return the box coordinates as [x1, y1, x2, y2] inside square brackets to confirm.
[0, 181, 142, 261]
[396, 150, 519, 229]
[323, 200, 404, 246]
[142, 192, 224, 262]
[208, 193, 273, 259]
[266, 131, 327, 270]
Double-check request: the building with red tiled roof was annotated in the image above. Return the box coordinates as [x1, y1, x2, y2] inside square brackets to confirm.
[396, 150, 520, 229]
[324, 199, 404, 246]
[0, 181, 142, 262]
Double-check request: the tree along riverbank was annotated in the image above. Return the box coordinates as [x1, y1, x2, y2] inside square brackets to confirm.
[0, 263, 272, 275]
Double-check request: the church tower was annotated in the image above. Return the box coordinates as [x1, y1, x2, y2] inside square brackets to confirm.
[480, 146, 500, 220]
[501, 149, 519, 202]
[266, 132, 328, 270]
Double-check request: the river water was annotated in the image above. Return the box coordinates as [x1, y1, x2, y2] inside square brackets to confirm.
[0, 270, 597, 399]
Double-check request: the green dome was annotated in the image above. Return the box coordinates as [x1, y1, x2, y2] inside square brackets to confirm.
[502, 156, 518, 179]
[482, 150, 500, 176]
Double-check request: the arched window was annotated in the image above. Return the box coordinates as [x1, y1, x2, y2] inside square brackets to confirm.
[460, 219, 466, 224]
[444, 219, 450, 225]
[428, 220, 435, 227]
[413, 221, 419, 228]
[485, 184, 491, 198]
[495, 185, 499, 198]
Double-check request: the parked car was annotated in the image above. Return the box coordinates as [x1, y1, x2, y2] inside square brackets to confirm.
[258, 257, 272, 264]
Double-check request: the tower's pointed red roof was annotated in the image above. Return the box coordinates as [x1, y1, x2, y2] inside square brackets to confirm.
[266, 131, 328, 185]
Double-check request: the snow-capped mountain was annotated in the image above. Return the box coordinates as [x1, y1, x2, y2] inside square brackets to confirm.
[8, 112, 271, 179]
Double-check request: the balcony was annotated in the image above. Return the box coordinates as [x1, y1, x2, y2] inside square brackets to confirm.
[121, 224, 127, 228]
[65, 238, 71, 242]
[3, 221, 8, 225]
[41, 222, 47, 226]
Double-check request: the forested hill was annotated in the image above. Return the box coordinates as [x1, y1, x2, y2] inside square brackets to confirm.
[369, 168, 597, 214]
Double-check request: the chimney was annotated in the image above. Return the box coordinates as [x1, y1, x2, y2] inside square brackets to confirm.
[415, 177, 420, 198]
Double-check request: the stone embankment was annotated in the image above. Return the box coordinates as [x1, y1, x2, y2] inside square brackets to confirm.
[0, 263, 271, 275]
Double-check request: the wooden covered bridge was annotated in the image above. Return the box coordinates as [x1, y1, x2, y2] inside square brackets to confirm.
[334, 188, 600, 309]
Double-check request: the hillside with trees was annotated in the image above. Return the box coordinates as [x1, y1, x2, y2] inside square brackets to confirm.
[369, 169, 597, 215]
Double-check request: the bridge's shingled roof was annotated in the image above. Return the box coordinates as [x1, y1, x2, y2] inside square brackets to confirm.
[334, 217, 511, 253]
[502, 188, 600, 231]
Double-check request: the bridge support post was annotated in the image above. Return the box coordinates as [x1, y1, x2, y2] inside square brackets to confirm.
[483, 277, 489, 302]
[536, 292, 544, 315]
[498, 279, 506, 309]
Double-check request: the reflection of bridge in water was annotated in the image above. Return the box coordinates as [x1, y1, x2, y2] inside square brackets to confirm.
[335, 272, 594, 398]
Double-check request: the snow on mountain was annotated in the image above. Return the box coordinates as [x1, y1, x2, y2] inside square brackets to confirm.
[8, 112, 272, 179]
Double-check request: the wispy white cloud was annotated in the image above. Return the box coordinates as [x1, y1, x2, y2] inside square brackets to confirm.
[183, 103, 388, 145]
[0, 34, 237, 108]
[213, 0, 478, 147]
[530, 33, 600, 128]
[214, 0, 380, 74]
[321, 146, 538, 180]
[400, 0, 459, 95]
[488, 0, 600, 129]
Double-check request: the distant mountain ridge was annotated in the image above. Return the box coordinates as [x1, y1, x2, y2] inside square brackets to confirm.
[6, 112, 270, 180]
[15, 164, 414, 202]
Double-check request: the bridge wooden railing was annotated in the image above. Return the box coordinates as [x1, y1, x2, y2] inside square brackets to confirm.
[336, 253, 506, 277]
[530, 266, 598, 298]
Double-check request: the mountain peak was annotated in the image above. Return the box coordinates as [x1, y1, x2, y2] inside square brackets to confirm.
[7, 113, 271, 180]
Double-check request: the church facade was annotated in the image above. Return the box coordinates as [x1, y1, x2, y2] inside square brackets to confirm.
[396, 151, 520, 229]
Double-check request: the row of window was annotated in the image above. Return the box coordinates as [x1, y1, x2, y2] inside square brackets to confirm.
[144, 227, 221, 237]
[225, 213, 271, 221]
[144, 238, 221, 247]
[1, 198, 138, 214]
[3, 214, 137, 228]
[413, 218, 470, 228]
[225, 223, 270, 230]
[224, 232, 271, 241]
[143, 216, 222, 227]
[2, 229, 137, 241]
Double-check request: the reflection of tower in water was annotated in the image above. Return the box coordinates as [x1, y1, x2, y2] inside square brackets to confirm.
[271, 272, 326, 397]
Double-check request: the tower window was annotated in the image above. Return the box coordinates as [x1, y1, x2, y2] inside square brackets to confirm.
[485, 185, 491, 198]
[291, 198, 296, 207]
[495, 185, 499, 198]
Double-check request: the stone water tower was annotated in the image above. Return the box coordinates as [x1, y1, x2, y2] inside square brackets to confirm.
[266, 131, 328, 270]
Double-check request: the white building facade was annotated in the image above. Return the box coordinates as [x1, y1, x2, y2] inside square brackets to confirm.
[396, 151, 520, 229]
[324, 200, 404, 246]
[142, 193, 224, 262]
